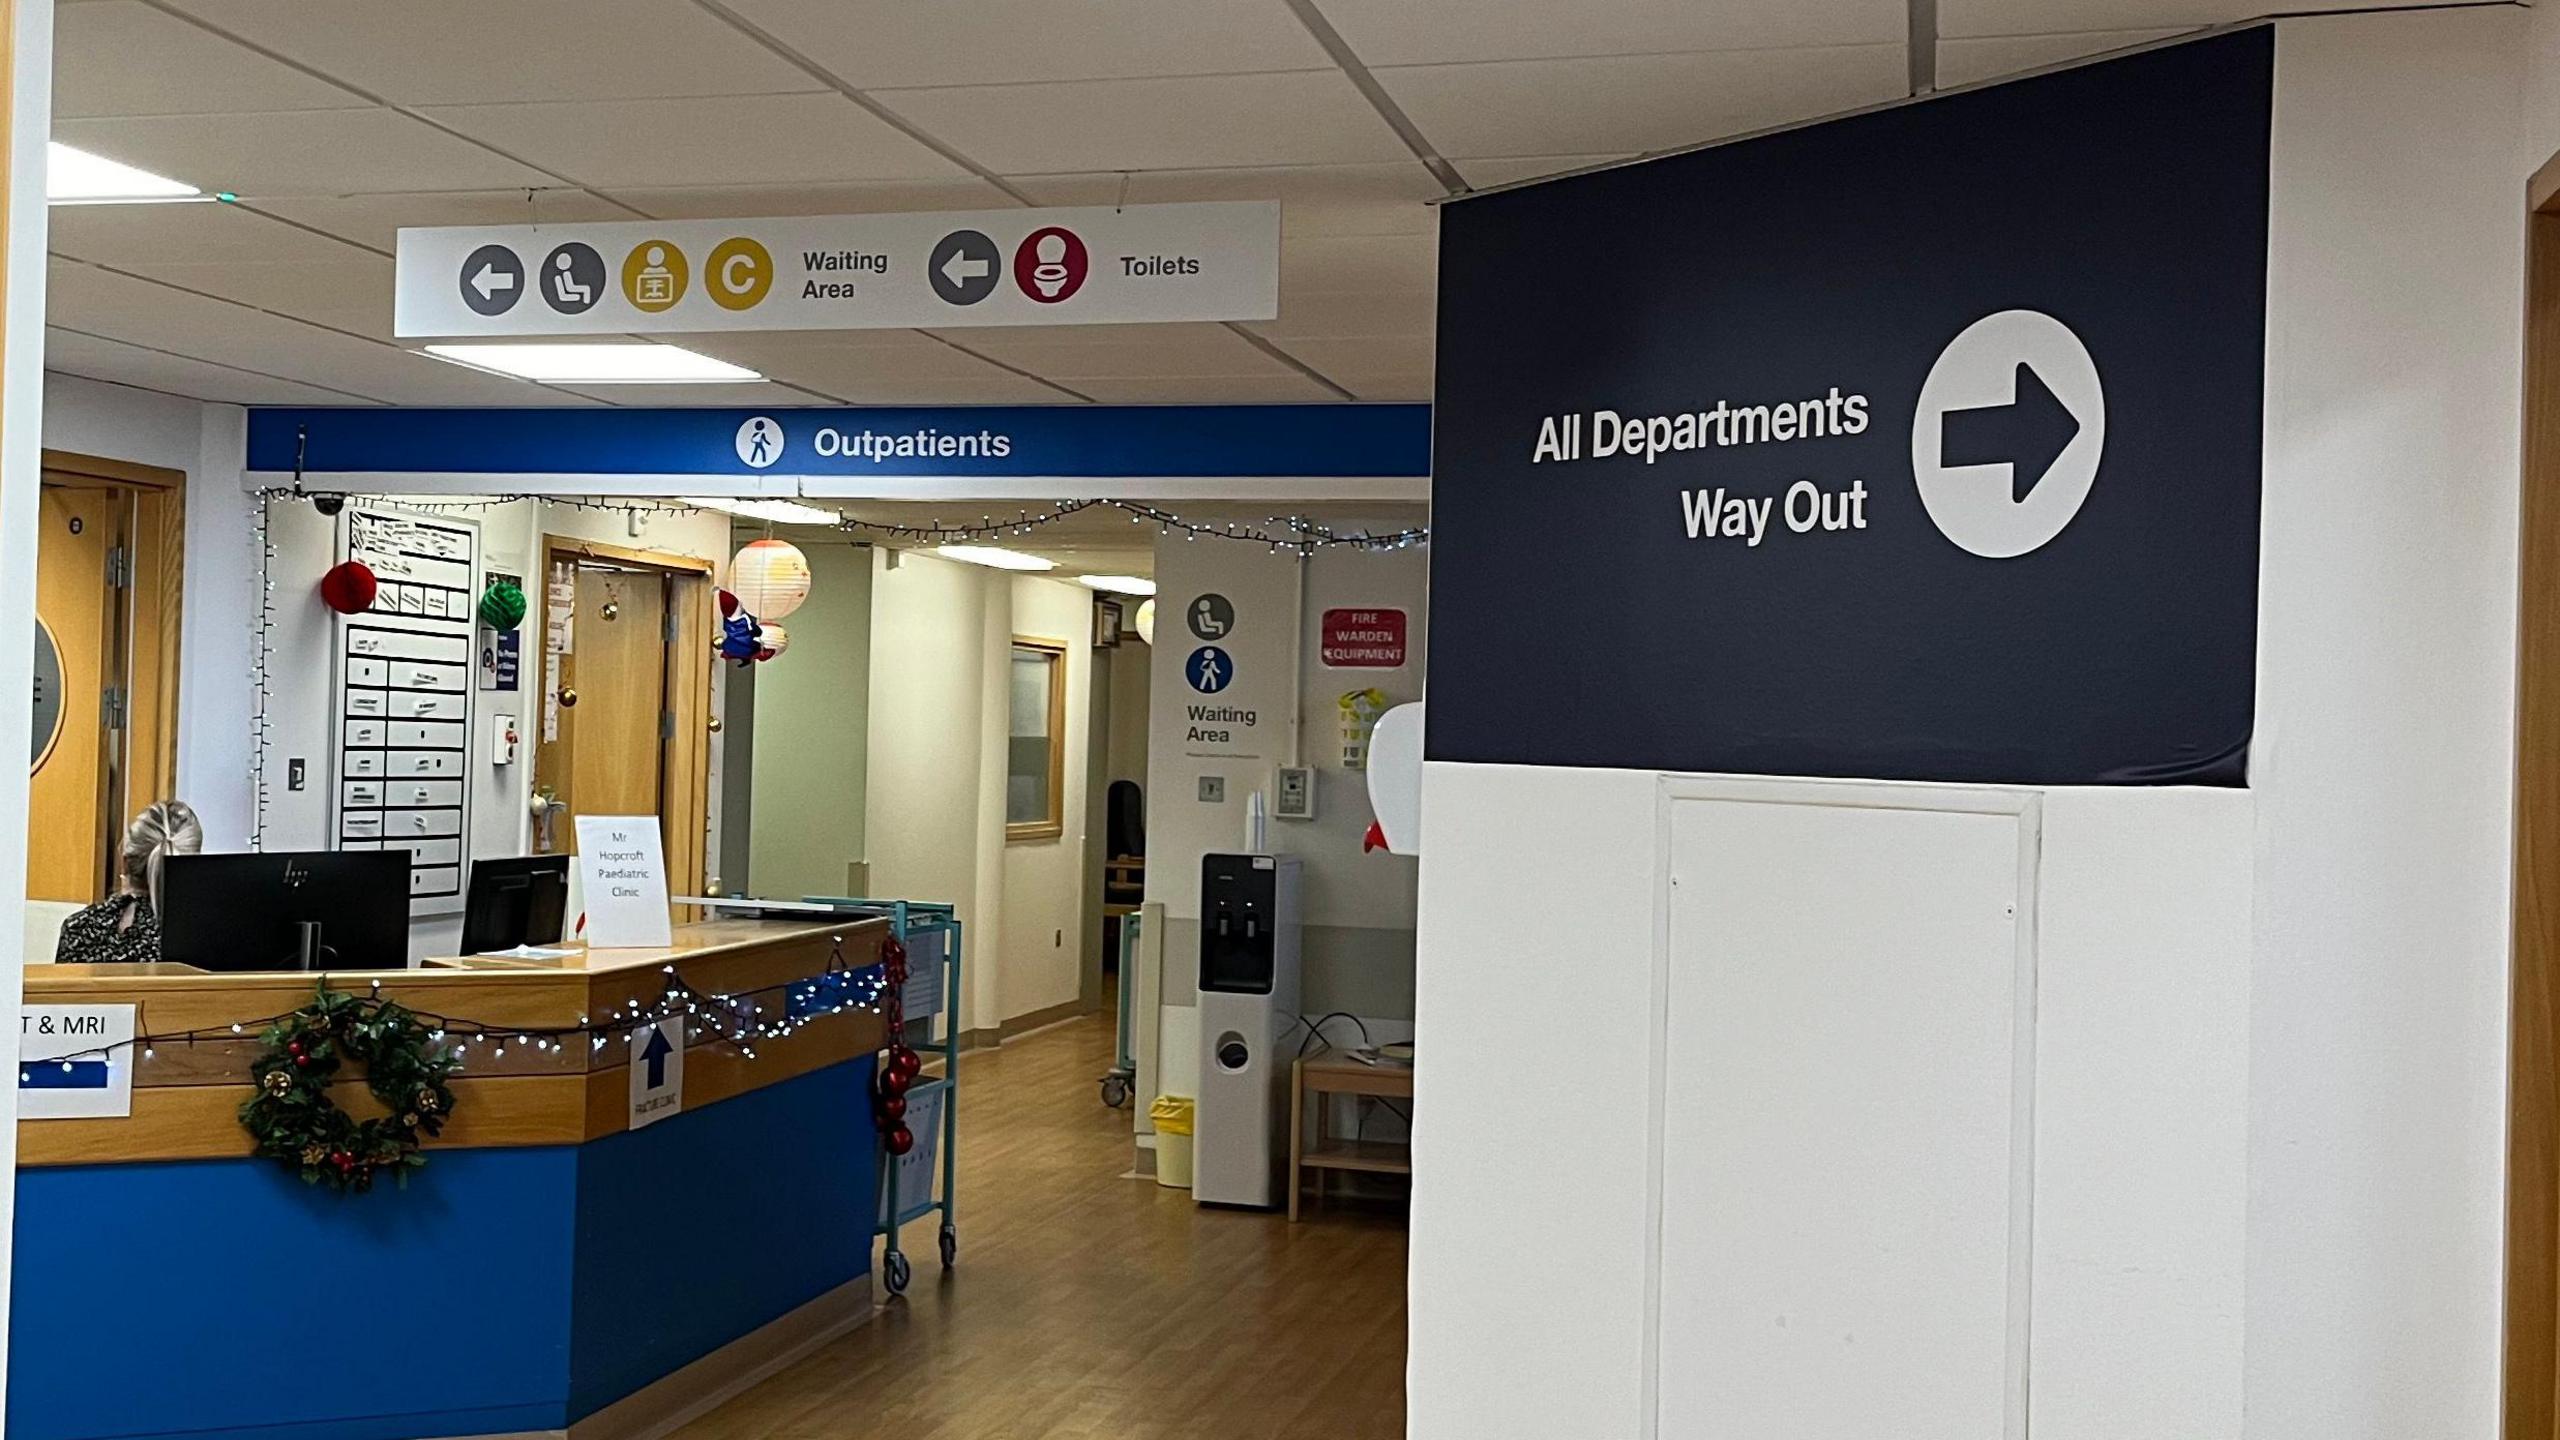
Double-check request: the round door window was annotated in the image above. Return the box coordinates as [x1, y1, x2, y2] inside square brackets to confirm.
[29, 616, 61, 772]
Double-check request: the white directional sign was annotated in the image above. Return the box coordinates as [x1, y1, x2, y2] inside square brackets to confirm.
[395, 202, 1280, 338]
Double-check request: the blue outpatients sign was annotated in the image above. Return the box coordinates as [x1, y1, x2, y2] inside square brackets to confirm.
[246, 403, 1432, 478]
[1426, 29, 2271, 786]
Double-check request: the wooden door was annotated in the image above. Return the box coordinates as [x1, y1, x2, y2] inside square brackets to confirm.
[28, 484, 116, 901]
[538, 563, 668, 849]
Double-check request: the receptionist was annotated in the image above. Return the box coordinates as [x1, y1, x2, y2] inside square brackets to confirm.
[55, 801, 202, 965]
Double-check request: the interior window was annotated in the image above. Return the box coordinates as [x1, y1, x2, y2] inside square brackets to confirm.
[1007, 641, 1064, 839]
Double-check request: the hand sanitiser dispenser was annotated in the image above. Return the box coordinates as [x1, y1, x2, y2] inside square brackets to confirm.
[1193, 853, 1303, 1207]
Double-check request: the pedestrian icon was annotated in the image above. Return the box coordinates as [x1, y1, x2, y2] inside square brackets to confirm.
[1013, 226, 1088, 304]
[1186, 646, 1235, 695]
[540, 242, 604, 315]
[706, 236, 773, 312]
[734, 416, 784, 469]
[1187, 593, 1235, 640]
[620, 240, 689, 313]
[929, 229, 1001, 306]
[458, 243, 524, 317]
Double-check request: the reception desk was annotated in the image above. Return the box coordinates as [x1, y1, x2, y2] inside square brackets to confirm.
[8, 918, 890, 1440]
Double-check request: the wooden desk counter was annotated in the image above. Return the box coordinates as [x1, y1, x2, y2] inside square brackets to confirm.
[18, 917, 890, 1167]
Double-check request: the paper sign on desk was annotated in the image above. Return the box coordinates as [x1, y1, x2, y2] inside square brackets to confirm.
[20, 1004, 136, 1120]
[627, 1018, 684, 1130]
[574, 815, 673, 949]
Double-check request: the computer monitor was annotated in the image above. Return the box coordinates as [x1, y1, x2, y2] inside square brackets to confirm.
[460, 855, 570, 954]
[159, 851, 412, 972]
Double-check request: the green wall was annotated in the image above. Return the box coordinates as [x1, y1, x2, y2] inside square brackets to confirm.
[747, 540, 873, 898]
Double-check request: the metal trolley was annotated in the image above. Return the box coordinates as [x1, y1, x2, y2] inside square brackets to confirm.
[809, 897, 962, 1299]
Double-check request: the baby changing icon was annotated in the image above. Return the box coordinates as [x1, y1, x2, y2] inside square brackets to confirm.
[620, 240, 689, 313]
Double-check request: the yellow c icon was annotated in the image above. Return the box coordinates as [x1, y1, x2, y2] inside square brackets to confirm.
[706, 237, 773, 312]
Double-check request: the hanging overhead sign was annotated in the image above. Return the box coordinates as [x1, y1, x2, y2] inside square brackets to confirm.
[1426, 29, 2272, 786]
[393, 202, 1278, 338]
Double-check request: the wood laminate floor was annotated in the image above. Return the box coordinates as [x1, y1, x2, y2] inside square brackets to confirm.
[672, 1004, 1410, 1439]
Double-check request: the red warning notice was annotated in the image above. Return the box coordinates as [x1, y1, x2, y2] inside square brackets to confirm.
[1321, 608, 1407, 668]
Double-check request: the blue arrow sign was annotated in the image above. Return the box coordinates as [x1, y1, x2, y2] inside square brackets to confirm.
[640, 1025, 674, 1090]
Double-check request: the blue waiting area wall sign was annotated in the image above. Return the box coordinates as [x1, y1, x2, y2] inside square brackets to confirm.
[245, 404, 1432, 480]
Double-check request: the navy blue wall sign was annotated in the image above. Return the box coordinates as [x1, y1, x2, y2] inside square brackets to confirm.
[1426, 29, 2272, 785]
[246, 404, 1430, 479]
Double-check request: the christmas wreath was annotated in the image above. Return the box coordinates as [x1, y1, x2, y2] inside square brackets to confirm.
[239, 986, 462, 1193]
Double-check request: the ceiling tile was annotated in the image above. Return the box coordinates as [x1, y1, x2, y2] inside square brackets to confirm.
[1377, 45, 1907, 160]
[45, 329, 385, 406]
[690, 332, 1033, 385]
[775, 373, 1076, 405]
[162, 0, 826, 103]
[118, 257, 395, 336]
[54, 0, 364, 117]
[1069, 374, 1337, 404]
[1936, 30, 2187, 87]
[927, 322, 1286, 378]
[1009, 163, 1444, 234]
[618, 179, 1019, 219]
[721, 0, 1330, 88]
[1281, 233, 1435, 296]
[416, 94, 968, 188]
[46, 198, 375, 266]
[1247, 289, 1436, 342]
[1319, 0, 1903, 66]
[1336, 372, 1432, 402]
[53, 109, 557, 196]
[1272, 335, 1431, 377]
[1456, 154, 1632, 189]
[875, 71, 1411, 174]
[1938, 0, 2430, 38]
[553, 382, 796, 407]
[249, 190, 637, 253]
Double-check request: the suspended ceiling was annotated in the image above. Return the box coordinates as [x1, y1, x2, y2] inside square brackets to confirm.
[42, 0, 2455, 410]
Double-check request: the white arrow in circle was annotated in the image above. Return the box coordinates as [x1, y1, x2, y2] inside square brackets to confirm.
[941, 250, 990, 287]
[470, 263, 517, 301]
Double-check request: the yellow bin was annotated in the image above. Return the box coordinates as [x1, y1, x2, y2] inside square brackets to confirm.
[1150, 1095, 1196, 1190]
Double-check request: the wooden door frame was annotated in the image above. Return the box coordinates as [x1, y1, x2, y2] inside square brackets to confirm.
[2509, 149, 2560, 1440]
[35, 449, 184, 896]
[1005, 635, 1069, 843]
[537, 536, 715, 908]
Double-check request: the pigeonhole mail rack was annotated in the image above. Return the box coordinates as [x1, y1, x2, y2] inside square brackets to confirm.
[805, 896, 961, 1299]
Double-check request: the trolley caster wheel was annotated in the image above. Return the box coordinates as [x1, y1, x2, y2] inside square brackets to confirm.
[884, 1249, 912, 1297]
[1100, 1074, 1131, 1109]
[939, 1226, 957, 1270]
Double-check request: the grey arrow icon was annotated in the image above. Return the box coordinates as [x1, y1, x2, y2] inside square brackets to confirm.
[929, 229, 1000, 306]
[459, 243, 524, 317]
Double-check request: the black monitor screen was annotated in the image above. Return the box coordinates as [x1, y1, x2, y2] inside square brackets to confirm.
[460, 855, 570, 954]
[159, 851, 412, 972]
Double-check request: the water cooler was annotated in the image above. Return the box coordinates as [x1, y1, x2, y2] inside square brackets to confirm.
[1193, 852, 1302, 1207]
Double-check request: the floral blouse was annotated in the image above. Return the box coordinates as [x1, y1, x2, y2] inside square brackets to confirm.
[54, 895, 163, 965]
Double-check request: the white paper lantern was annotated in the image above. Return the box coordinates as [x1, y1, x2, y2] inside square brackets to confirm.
[731, 539, 812, 620]
[758, 622, 789, 659]
[1133, 598, 1156, 645]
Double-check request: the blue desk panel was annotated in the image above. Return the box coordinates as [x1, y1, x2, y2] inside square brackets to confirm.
[8, 1057, 877, 1440]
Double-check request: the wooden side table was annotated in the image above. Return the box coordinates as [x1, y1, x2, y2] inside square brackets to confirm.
[1289, 1052, 1414, 1221]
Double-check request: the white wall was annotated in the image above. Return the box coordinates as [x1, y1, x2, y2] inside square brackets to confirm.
[1409, 12, 2529, 1440]
[995, 574, 1095, 1022]
[2247, 11, 2524, 1436]
[1144, 532, 1427, 1097]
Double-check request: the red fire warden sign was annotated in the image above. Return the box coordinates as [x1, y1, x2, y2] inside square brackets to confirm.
[1321, 608, 1407, 667]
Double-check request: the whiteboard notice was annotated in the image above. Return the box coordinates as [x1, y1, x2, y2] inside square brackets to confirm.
[575, 814, 673, 949]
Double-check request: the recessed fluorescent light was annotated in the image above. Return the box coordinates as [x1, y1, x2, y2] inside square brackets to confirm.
[422, 343, 762, 385]
[1076, 575, 1156, 596]
[681, 496, 842, 526]
[935, 545, 1055, 572]
[48, 141, 206, 205]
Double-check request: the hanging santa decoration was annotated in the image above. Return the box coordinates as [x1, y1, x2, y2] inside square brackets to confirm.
[730, 539, 812, 620]
[318, 560, 378, 615]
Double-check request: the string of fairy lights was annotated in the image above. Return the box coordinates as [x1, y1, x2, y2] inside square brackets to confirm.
[21, 956, 890, 1079]
[243, 485, 1425, 845]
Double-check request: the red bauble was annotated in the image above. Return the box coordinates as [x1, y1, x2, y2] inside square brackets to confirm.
[884, 1123, 915, 1156]
[877, 1065, 913, 1099]
[889, 1047, 923, 1083]
[876, 1094, 907, 1123]
[318, 560, 379, 614]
